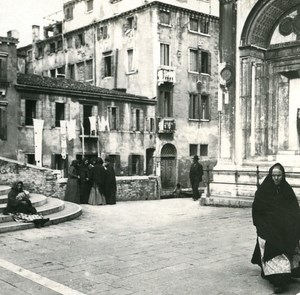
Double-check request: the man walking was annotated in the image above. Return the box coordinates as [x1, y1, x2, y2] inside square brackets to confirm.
[189, 155, 203, 201]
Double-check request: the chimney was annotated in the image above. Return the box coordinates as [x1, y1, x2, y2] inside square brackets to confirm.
[7, 30, 19, 40]
[32, 25, 40, 43]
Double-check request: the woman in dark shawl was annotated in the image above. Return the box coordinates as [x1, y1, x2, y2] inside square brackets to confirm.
[78, 158, 92, 204]
[64, 160, 80, 204]
[3, 181, 49, 228]
[103, 157, 117, 205]
[251, 163, 300, 293]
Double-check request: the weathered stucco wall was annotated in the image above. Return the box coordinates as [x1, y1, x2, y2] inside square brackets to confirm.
[0, 157, 160, 201]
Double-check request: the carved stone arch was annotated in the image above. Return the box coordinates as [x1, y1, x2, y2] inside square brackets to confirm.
[241, 0, 300, 48]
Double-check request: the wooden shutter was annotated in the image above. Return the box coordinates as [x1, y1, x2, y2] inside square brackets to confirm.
[131, 108, 136, 131]
[0, 107, 7, 140]
[139, 155, 144, 176]
[51, 101, 56, 127]
[116, 107, 120, 130]
[140, 109, 144, 131]
[101, 57, 105, 79]
[128, 154, 132, 176]
[20, 99, 25, 126]
[115, 154, 121, 176]
[197, 49, 202, 74]
[133, 15, 138, 29]
[207, 52, 211, 75]
[51, 153, 56, 169]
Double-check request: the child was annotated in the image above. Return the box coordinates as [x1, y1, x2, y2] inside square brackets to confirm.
[173, 183, 182, 198]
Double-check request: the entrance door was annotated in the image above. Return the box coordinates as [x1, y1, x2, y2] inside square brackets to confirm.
[160, 144, 177, 189]
[289, 78, 300, 150]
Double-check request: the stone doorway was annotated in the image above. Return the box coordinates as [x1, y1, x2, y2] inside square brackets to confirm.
[160, 143, 177, 190]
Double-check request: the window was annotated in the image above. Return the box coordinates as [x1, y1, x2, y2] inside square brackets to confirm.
[160, 90, 172, 117]
[189, 94, 209, 120]
[132, 108, 144, 131]
[127, 49, 134, 72]
[37, 45, 43, 58]
[97, 26, 108, 40]
[127, 17, 134, 30]
[50, 69, 56, 77]
[55, 103, 65, 127]
[160, 43, 170, 66]
[189, 49, 198, 72]
[200, 144, 208, 157]
[57, 67, 65, 75]
[189, 144, 198, 156]
[75, 33, 85, 48]
[200, 95, 209, 120]
[86, 0, 93, 12]
[68, 64, 75, 79]
[64, 6, 74, 20]
[108, 106, 119, 131]
[51, 154, 68, 177]
[189, 17, 209, 34]
[57, 39, 63, 51]
[50, 42, 56, 53]
[67, 37, 73, 48]
[26, 154, 35, 165]
[150, 118, 155, 132]
[0, 56, 7, 80]
[160, 10, 170, 25]
[189, 49, 211, 74]
[83, 105, 93, 135]
[27, 50, 33, 61]
[129, 155, 144, 176]
[77, 62, 85, 81]
[25, 100, 37, 126]
[85, 59, 93, 81]
[103, 53, 112, 77]
[0, 106, 7, 140]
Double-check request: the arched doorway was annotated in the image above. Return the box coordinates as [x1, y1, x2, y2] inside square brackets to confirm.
[160, 143, 177, 189]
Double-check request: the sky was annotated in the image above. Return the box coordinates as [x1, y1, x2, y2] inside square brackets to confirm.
[0, 0, 64, 47]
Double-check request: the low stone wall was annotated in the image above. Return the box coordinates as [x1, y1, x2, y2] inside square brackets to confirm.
[0, 156, 160, 201]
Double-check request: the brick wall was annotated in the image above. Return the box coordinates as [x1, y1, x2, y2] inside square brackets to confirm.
[0, 157, 160, 201]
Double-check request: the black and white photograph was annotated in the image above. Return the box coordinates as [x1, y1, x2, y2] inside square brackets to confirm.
[1, 0, 300, 294]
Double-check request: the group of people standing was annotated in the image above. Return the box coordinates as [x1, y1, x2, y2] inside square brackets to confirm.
[64, 156, 117, 206]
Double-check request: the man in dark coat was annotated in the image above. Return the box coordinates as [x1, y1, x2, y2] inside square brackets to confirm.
[104, 157, 117, 205]
[189, 155, 203, 201]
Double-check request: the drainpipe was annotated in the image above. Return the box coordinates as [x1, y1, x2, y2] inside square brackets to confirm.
[114, 48, 119, 89]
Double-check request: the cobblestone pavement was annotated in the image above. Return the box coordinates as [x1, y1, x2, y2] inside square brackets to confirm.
[0, 199, 300, 295]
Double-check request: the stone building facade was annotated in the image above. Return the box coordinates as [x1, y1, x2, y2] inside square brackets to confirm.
[1, 31, 157, 178]
[18, 0, 220, 193]
[204, 0, 300, 203]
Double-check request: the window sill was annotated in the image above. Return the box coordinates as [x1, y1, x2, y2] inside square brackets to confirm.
[126, 69, 138, 75]
[188, 30, 211, 37]
[188, 71, 200, 75]
[159, 23, 172, 28]
[188, 119, 210, 122]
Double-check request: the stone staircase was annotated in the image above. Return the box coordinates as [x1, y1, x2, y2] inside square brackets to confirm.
[0, 185, 82, 233]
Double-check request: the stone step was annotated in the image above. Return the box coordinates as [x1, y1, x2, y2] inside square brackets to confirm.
[0, 198, 65, 223]
[200, 195, 254, 208]
[0, 185, 11, 196]
[0, 194, 47, 213]
[0, 201, 82, 233]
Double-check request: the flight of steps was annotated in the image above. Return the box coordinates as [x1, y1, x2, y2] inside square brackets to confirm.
[0, 185, 82, 233]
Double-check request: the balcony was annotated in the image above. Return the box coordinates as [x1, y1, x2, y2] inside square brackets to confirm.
[158, 118, 176, 134]
[157, 66, 176, 85]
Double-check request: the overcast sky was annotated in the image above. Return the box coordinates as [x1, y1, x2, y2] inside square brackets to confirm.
[0, 0, 63, 47]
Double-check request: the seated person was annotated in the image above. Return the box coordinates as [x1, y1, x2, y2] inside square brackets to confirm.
[4, 181, 49, 228]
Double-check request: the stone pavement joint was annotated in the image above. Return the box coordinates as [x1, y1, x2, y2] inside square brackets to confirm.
[0, 258, 86, 295]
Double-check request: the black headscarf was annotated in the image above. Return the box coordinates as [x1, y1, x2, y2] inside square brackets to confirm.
[252, 163, 300, 262]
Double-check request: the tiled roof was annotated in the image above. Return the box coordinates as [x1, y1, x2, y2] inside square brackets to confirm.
[16, 73, 149, 100]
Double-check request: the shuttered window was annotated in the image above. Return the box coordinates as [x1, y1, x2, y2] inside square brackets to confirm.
[160, 43, 170, 66]
[0, 56, 7, 80]
[0, 106, 7, 140]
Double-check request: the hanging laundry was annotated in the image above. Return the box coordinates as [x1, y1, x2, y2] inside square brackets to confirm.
[89, 116, 97, 133]
[33, 119, 44, 167]
[60, 120, 67, 159]
[67, 119, 76, 141]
